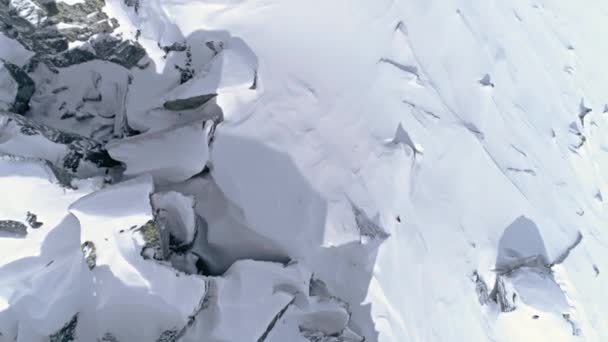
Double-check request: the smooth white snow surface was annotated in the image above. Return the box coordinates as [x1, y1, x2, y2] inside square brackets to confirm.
[0, 34, 34, 66]
[1, 0, 608, 341]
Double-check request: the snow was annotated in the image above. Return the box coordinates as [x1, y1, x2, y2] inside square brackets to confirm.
[0, 64, 17, 111]
[107, 120, 210, 185]
[0, 156, 99, 341]
[2, 0, 608, 341]
[57, 0, 85, 6]
[28, 61, 130, 141]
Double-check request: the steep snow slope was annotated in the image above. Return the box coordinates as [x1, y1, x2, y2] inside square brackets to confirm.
[1, 0, 608, 341]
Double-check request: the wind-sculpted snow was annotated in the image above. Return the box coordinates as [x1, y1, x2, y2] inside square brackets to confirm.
[106, 120, 211, 185]
[1, 0, 608, 341]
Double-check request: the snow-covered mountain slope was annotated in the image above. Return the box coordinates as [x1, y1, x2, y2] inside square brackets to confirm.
[1, 0, 608, 341]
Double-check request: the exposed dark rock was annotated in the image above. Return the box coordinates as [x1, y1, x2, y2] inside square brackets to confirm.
[472, 271, 490, 305]
[46, 48, 97, 68]
[0, 153, 76, 188]
[155, 282, 213, 342]
[0, 110, 120, 173]
[550, 232, 583, 266]
[26, 211, 43, 228]
[138, 220, 164, 261]
[163, 94, 217, 111]
[49, 313, 78, 342]
[299, 327, 364, 342]
[156, 329, 179, 342]
[82, 241, 96, 270]
[0, 220, 27, 236]
[173, 46, 194, 83]
[479, 73, 495, 88]
[491, 275, 517, 312]
[0, 61, 35, 114]
[91, 34, 146, 69]
[124, 0, 140, 14]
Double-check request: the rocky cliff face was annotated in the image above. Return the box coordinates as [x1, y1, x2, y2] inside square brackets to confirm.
[1, 0, 608, 341]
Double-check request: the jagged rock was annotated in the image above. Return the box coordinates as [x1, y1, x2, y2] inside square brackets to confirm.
[150, 191, 201, 271]
[0, 153, 76, 188]
[158, 39, 257, 112]
[70, 175, 208, 341]
[0, 61, 35, 113]
[101, 333, 120, 342]
[25, 211, 42, 228]
[49, 313, 78, 342]
[124, 0, 140, 13]
[492, 275, 517, 312]
[1, 0, 145, 70]
[473, 271, 491, 305]
[159, 41, 188, 55]
[563, 313, 582, 336]
[138, 220, 164, 261]
[91, 34, 146, 69]
[0, 220, 27, 236]
[0, 110, 119, 176]
[81, 241, 96, 270]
